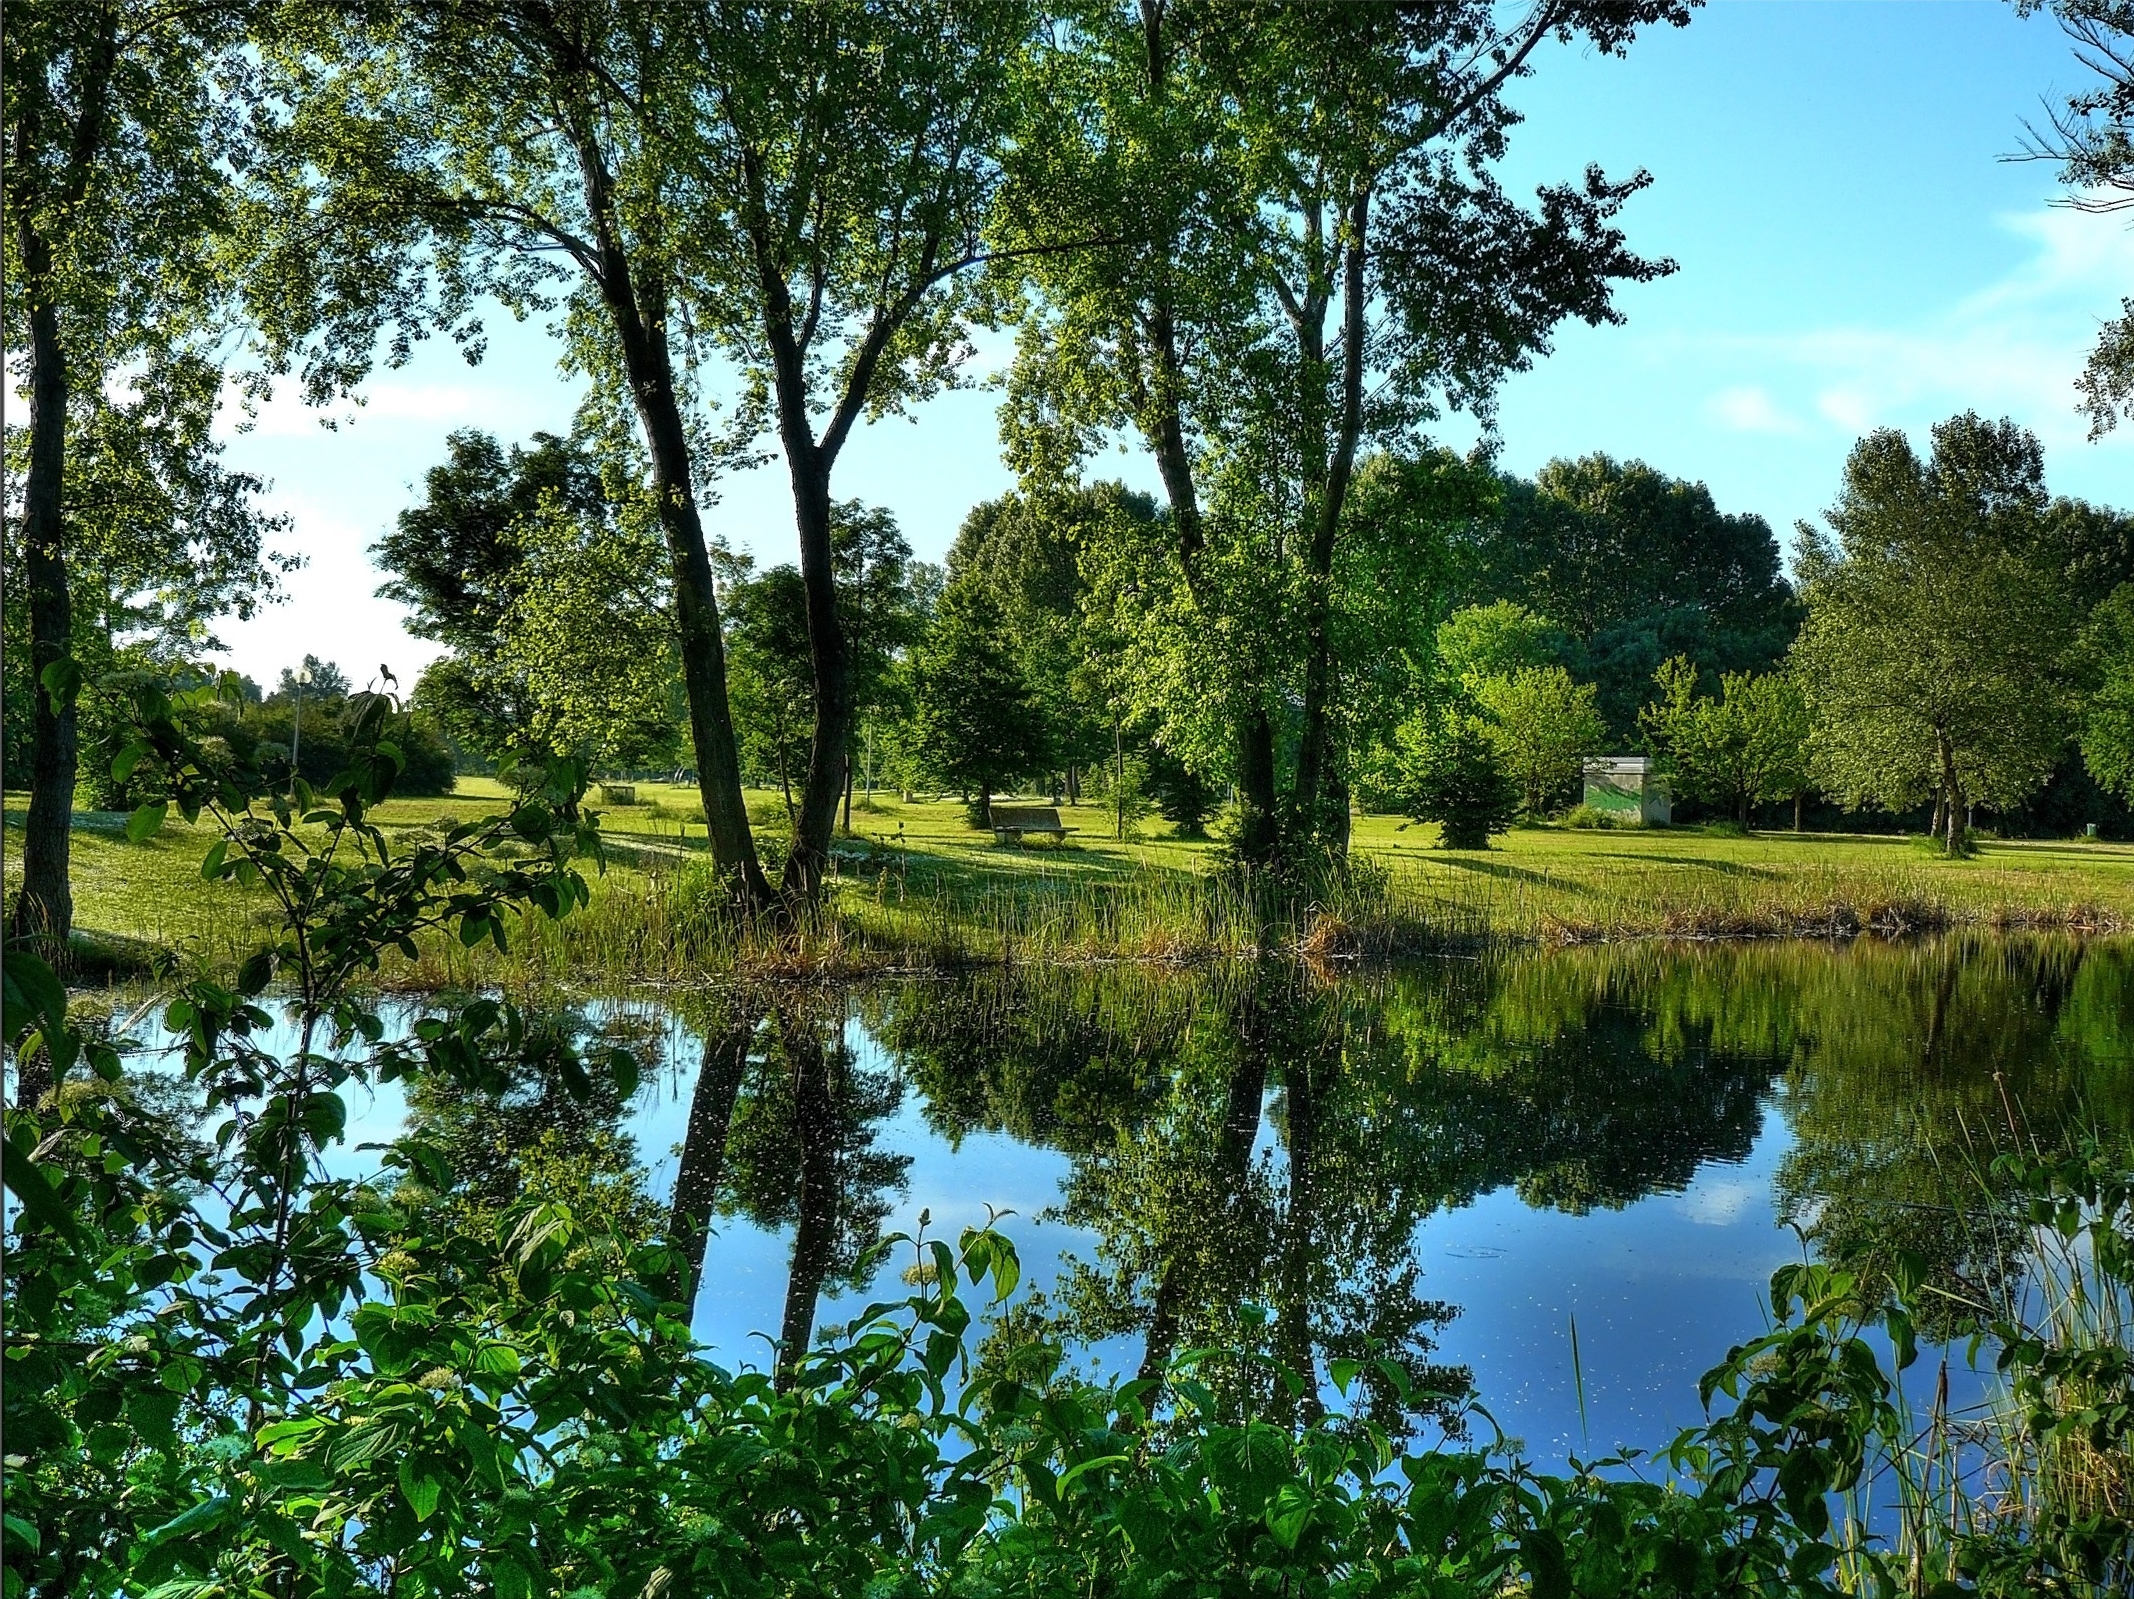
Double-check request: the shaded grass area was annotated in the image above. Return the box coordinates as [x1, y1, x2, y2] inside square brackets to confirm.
[10, 778, 2134, 985]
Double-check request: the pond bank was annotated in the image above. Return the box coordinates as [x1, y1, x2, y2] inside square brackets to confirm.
[12, 785, 2134, 986]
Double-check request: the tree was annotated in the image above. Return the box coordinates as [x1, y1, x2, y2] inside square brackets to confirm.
[1400, 709, 1516, 849]
[671, 0, 1043, 899]
[908, 583, 1051, 825]
[1436, 601, 1569, 686]
[2023, 2, 2134, 434]
[1639, 658, 1809, 829]
[250, 2, 771, 901]
[726, 567, 817, 817]
[373, 429, 607, 763]
[1456, 456, 1798, 737]
[1002, 1, 1684, 867]
[4, 0, 280, 950]
[2082, 582, 2134, 802]
[949, 484, 1157, 797]
[1474, 665, 1605, 820]
[274, 656, 351, 702]
[500, 497, 685, 775]
[1790, 415, 2081, 855]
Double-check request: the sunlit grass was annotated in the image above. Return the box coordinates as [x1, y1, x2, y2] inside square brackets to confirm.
[10, 779, 2134, 985]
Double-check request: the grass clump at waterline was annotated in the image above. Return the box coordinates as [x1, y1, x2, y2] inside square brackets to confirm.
[10, 778, 2134, 985]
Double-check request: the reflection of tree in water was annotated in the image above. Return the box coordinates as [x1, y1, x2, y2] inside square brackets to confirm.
[399, 1003, 669, 1246]
[883, 954, 1806, 1434]
[710, 1001, 911, 1381]
[1762, 936, 2134, 1332]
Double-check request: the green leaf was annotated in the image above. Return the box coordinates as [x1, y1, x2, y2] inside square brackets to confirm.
[143, 1495, 231, 1545]
[126, 802, 170, 843]
[399, 1458, 442, 1522]
[200, 840, 228, 880]
[474, 1342, 522, 1384]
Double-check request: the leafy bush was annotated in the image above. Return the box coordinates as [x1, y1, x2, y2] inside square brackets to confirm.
[1402, 710, 1517, 849]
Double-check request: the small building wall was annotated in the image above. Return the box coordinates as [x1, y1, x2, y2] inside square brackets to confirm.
[1583, 757, 1671, 825]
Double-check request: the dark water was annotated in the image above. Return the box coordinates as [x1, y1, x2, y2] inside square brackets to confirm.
[228, 936, 2134, 1465]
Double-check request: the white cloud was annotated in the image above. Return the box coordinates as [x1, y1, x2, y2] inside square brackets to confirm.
[1675, 1178, 1758, 1227]
[1710, 385, 1800, 434]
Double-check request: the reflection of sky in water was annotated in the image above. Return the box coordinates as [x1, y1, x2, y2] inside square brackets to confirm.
[1415, 1102, 1799, 1464]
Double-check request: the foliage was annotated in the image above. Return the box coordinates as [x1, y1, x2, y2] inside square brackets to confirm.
[2024, 2, 2134, 436]
[908, 580, 1052, 815]
[1000, 3, 1684, 864]
[2082, 582, 2134, 802]
[1640, 657, 1810, 827]
[1436, 600, 1571, 686]
[1459, 456, 1799, 737]
[1145, 744, 1223, 838]
[1400, 710, 1518, 850]
[373, 429, 608, 765]
[1474, 666, 1607, 820]
[1791, 414, 2081, 854]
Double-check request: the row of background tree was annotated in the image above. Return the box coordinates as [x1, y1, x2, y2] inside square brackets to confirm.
[362, 407, 2134, 847]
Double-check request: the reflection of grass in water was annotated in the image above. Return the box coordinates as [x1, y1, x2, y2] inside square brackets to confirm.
[12, 779, 2134, 984]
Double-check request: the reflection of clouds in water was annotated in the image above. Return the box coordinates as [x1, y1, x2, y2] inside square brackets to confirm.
[1674, 1177, 1759, 1227]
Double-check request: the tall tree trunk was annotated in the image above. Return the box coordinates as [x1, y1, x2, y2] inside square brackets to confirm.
[1936, 727, 1964, 856]
[667, 1012, 759, 1309]
[841, 747, 854, 834]
[9, 216, 78, 956]
[1289, 205, 1370, 855]
[567, 115, 767, 907]
[1793, 791, 1803, 833]
[782, 455, 850, 903]
[775, 1010, 839, 1390]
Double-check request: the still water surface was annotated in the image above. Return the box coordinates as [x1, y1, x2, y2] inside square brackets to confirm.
[253, 935, 2134, 1465]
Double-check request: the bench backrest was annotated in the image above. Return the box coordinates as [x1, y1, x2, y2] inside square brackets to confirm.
[990, 805, 1062, 829]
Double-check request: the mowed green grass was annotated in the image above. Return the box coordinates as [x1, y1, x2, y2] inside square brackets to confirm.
[10, 777, 2134, 978]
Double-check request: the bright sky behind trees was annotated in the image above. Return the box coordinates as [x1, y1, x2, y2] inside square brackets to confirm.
[215, 1, 2134, 690]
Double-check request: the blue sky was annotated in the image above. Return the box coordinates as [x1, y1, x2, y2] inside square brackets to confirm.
[215, 0, 2134, 689]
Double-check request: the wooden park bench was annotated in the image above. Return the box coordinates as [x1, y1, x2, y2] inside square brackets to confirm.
[990, 804, 1076, 847]
[597, 782, 638, 805]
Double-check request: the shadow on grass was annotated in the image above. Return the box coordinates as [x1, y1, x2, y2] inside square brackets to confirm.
[1588, 852, 1779, 879]
[1418, 854, 1568, 889]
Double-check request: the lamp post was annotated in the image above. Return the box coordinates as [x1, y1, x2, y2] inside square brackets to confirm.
[291, 664, 313, 782]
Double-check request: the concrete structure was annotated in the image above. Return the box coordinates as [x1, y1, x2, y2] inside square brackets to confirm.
[1582, 756, 1671, 825]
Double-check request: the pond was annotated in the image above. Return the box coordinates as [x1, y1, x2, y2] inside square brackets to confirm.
[154, 934, 2134, 1469]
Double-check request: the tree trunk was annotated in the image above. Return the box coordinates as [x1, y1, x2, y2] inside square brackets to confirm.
[977, 783, 992, 832]
[1793, 791, 1803, 833]
[1235, 706, 1282, 867]
[567, 117, 767, 907]
[841, 748, 854, 834]
[1737, 789, 1751, 830]
[781, 453, 850, 903]
[667, 1013, 758, 1309]
[1936, 728, 1964, 856]
[775, 1010, 839, 1390]
[1289, 206, 1370, 857]
[8, 214, 78, 955]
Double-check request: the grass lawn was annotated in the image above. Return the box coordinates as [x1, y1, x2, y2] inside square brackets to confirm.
[10, 778, 2134, 982]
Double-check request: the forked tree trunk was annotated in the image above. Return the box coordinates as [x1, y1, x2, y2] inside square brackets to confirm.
[565, 111, 768, 906]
